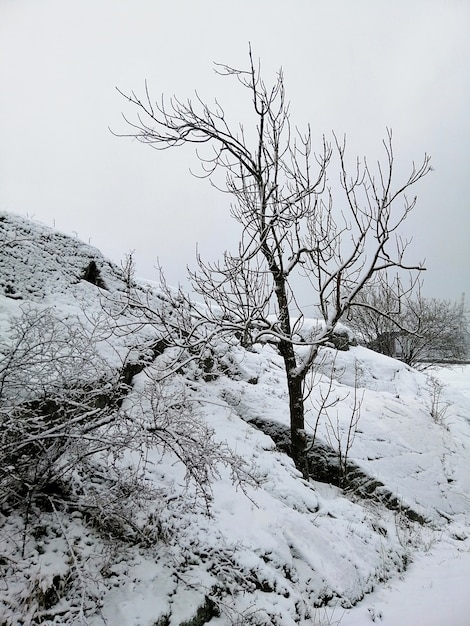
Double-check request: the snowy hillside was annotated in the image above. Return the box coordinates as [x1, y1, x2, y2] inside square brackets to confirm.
[1, 211, 469, 626]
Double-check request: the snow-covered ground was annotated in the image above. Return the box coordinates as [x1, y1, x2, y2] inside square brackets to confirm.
[433, 363, 470, 397]
[340, 364, 470, 626]
[340, 534, 470, 626]
[1, 211, 469, 625]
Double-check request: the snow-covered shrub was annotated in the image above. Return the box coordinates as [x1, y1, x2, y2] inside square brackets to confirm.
[125, 370, 254, 510]
[0, 303, 255, 623]
[0, 305, 123, 508]
[0, 301, 250, 511]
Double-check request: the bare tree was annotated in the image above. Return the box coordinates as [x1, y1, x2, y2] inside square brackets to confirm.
[344, 276, 407, 356]
[397, 295, 469, 367]
[348, 282, 469, 368]
[117, 49, 431, 476]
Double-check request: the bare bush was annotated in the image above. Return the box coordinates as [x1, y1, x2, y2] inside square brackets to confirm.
[426, 374, 451, 425]
[0, 301, 255, 623]
[0, 304, 249, 514]
[123, 371, 255, 508]
[0, 305, 122, 509]
[308, 356, 363, 484]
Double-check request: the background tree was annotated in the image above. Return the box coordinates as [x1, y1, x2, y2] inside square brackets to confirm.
[347, 282, 469, 368]
[117, 50, 431, 476]
[398, 295, 469, 367]
[344, 276, 414, 357]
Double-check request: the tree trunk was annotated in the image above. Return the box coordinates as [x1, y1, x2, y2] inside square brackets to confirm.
[279, 336, 309, 478]
[287, 371, 309, 478]
[272, 265, 309, 478]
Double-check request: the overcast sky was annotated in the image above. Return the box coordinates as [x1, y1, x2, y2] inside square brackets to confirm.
[1, 0, 469, 306]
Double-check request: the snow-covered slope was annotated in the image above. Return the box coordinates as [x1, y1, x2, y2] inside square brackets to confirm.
[1, 212, 469, 626]
[0, 211, 127, 299]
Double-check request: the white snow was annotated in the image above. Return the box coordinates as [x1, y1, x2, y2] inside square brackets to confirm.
[340, 536, 470, 626]
[1, 211, 469, 625]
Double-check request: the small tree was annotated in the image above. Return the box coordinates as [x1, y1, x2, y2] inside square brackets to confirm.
[117, 50, 431, 476]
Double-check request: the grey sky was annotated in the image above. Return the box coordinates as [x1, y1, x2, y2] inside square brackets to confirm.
[1, 0, 469, 305]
